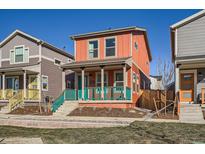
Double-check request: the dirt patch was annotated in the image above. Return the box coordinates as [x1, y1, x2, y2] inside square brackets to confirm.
[153, 112, 179, 120]
[9, 106, 52, 116]
[68, 107, 146, 118]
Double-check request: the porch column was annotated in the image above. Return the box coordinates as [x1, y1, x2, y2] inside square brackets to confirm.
[81, 67, 85, 100]
[175, 67, 179, 94]
[62, 69, 66, 90]
[23, 70, 27, 99]
[38, 73, 41, 101]
[101, 66, 104, 99]
[2, 73, 5, 99]
[123, 64, 127, 99]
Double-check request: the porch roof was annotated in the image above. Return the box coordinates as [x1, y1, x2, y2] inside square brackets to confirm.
[0, 64, 39, 74]
[61, 57, 132, 70]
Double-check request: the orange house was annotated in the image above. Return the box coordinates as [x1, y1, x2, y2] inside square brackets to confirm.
[62, 26, 152, 109]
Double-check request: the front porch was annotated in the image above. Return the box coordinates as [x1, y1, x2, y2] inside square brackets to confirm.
[63, 57, 132, 102]
[176, 62, 205, 104]
[0, 67, 41, 111]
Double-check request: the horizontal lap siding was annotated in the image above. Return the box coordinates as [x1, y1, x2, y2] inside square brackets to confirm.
[41, 58, 62, 101]
[75, 32, 131, 61]
[177, 15, 205, 57]
[1, 58, 39, 68]
[132, 31, 150, 77]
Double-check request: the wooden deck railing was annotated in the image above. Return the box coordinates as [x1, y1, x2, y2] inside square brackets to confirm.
[8, 90, 24, 111]
[26, 89, 39, 100]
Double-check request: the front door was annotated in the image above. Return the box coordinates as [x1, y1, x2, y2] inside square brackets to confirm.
[28, 75, 38, 99]
[77, 75, 89, 100]
[180, 73, 194, 102]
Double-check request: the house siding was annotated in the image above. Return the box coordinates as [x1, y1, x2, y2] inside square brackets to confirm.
[41, 58, 63, 101]
[75, 32, 131, 61]
[1, 35, 39, 59]
[1, 57, 39, 68]
[177, 15, 205, 58]
[132, 31, 150, 77]
[42, 46, 70, 64]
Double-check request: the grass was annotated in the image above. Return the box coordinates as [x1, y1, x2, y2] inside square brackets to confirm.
[0, 121, 205, 144]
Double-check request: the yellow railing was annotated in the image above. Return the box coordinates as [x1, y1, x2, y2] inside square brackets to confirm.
[5, 89, 14, 99]
[26, 89, 39, 100]
[8, 90, 24, 111]
[0, 90, 3, 100]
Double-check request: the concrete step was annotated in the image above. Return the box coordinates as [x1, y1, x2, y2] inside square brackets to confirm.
[53, 102, 79, 117]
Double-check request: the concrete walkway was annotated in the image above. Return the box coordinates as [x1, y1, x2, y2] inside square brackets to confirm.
[0, 137, 43, 144]
[0, 113, 181, 129]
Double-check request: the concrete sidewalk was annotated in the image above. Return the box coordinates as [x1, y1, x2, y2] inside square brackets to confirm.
[0, 113, 179, 129]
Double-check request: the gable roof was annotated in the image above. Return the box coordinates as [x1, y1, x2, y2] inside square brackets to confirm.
[70, 26, 152, 61]
[0, 30, 74, 59]
[170, 10, 205, 61]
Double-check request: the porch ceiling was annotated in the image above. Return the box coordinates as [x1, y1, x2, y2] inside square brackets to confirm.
[177, 60, 205, 69]
[61, 57, 132, 71]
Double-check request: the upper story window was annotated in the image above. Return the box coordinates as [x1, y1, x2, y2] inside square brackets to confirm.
[10, 45, 29, 64]
[54, 59, 61, 65]
[88, 40, 98, 59]
[105, 37, 116, 57]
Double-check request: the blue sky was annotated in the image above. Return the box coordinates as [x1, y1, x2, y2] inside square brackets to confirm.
[0, 9, 200, 75]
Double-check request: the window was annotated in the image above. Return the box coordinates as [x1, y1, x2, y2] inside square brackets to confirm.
[133, 73, 140, 93]
[54, 59, 61, 65]
[42, 76, 48, 91]
[105, 37, 115, 57]
[114, 72, 124, 92]
[133, 73, 137, 92]
[15, 46, 24, 62]
[10, 46, 29, 64]
[88, 40, 98, 59]
[96, 73, 108, 87]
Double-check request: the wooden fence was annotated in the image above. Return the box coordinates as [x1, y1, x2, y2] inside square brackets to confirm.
[137, 90, 175, 111]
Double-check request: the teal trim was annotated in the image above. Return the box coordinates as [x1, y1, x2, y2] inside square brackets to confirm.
[51, 91, 65, 112]
[126, 87, 131, 100]
[65, 89, 77, 100]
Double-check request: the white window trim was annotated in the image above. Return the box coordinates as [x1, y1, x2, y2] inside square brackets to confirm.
[114, 70, 124, 93]
[42, 75, 48, 91]
[104, 36, 117, 59]
[87, 39, 99, 60]
[95, 72, 108, 87]
[10, 45, 29, 64]
[54, 58, 62, 66]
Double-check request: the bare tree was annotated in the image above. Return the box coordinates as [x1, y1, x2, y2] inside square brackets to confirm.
[156, 57, 174, 90]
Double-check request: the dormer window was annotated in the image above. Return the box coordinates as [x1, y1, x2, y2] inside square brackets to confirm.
[88, 40, 98, 59]
[105, 37, 116, 57]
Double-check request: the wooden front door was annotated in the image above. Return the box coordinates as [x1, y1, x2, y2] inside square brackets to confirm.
[180, 73, 194, 102]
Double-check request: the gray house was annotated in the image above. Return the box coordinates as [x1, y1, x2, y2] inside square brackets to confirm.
[0, 30, 73, 111]
[171, 10, 205, 104]
[171, 10, 205, 123]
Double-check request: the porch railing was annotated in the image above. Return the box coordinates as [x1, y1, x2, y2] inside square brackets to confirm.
[26, 89, 39, 100]
[8, 90, 24, 111]
[72, 86, 131, 101]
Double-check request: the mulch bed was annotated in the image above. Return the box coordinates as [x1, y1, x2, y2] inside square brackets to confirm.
[9, 106, 52, 116]
[68, 107, 146, 118]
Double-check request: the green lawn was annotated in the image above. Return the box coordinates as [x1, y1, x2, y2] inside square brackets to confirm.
[0, 121, 205, 144]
